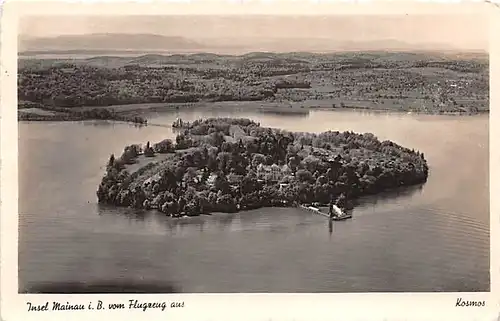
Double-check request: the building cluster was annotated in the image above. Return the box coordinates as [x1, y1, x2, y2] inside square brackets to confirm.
[256, 163, 293, 182]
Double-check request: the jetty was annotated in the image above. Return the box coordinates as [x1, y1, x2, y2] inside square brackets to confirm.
[298, 203, 353, 221]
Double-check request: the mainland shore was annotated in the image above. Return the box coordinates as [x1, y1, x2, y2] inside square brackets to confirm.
[18, 98, 488, 125]
[18, 51, 489, 122]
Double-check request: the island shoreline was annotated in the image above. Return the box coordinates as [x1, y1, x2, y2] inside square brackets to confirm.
[96, 117, 430, 218]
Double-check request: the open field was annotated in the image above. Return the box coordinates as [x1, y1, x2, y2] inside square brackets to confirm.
[18, 51, 489, 119]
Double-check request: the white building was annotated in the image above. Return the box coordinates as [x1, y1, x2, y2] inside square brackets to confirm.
[207, 174, 217, 186]
[257, 163, 291, 182]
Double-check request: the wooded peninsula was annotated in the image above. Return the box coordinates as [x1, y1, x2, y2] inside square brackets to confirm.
[97, 118, 429, 216]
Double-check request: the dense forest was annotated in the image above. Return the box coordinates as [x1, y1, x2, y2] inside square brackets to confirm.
[97, 118, 429, 217]
[18, 65, 279, 107]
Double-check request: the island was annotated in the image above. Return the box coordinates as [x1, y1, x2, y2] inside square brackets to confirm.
[96, 117, 429, 217]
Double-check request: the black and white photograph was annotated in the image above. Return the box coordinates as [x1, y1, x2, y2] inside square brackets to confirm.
[2, 1, 495, 310]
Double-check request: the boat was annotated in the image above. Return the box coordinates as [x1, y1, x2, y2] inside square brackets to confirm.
[329, 204, 352, 220]
[330, 204, 344, 216]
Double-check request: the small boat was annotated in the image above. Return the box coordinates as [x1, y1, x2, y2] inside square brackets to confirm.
[329, 204, 353, 221]
[330, 204, 344, 216]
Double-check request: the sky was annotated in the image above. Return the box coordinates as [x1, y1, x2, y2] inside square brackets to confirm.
[19, 14, 489, 51]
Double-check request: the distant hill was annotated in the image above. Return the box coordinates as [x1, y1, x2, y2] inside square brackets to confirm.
[19, 33, 207, 52]
[18, 33, 488, 57]
[17, 50, 489, 72]
[204, 37, 470, 53]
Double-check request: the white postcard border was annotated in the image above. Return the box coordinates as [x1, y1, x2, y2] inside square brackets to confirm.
[1, 1, 498, 321]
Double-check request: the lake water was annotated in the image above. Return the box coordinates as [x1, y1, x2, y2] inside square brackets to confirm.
[18, 109, 490, 293]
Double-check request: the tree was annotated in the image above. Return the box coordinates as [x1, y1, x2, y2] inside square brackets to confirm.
[201, 167, 210, 184]
[176, 134, 191, 150]
[106, 154, 115, 170]
[240, 170, 260, 194]
[144, 141, 155, 157]
[183, 167, 198, 186]
[251, 153, 266, 168]
[121, 145, 141, 164]
[245, 140, 259, 154]
[221, 142, 232, 153]
[209, 131, 225, 147]
[296, 169, 313, 182]
[216, 194, 238, 213]
[217, 152, 231, 174]
[214, 172, 230, 194]
[175, 166, 186, 183]
[154, 139, 174, 153]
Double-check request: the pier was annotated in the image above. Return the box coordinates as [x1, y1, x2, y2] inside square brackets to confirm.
[299, 205, 331, 218]
[298, 204, 353, 221]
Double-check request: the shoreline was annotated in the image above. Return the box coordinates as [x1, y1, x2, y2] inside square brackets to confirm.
[312, 106, 489, 116]
[102, 181, 424, 220]
[18, 104, 148, 124]
[99, 172, 426, 220]
[18, 100, 489, 122]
